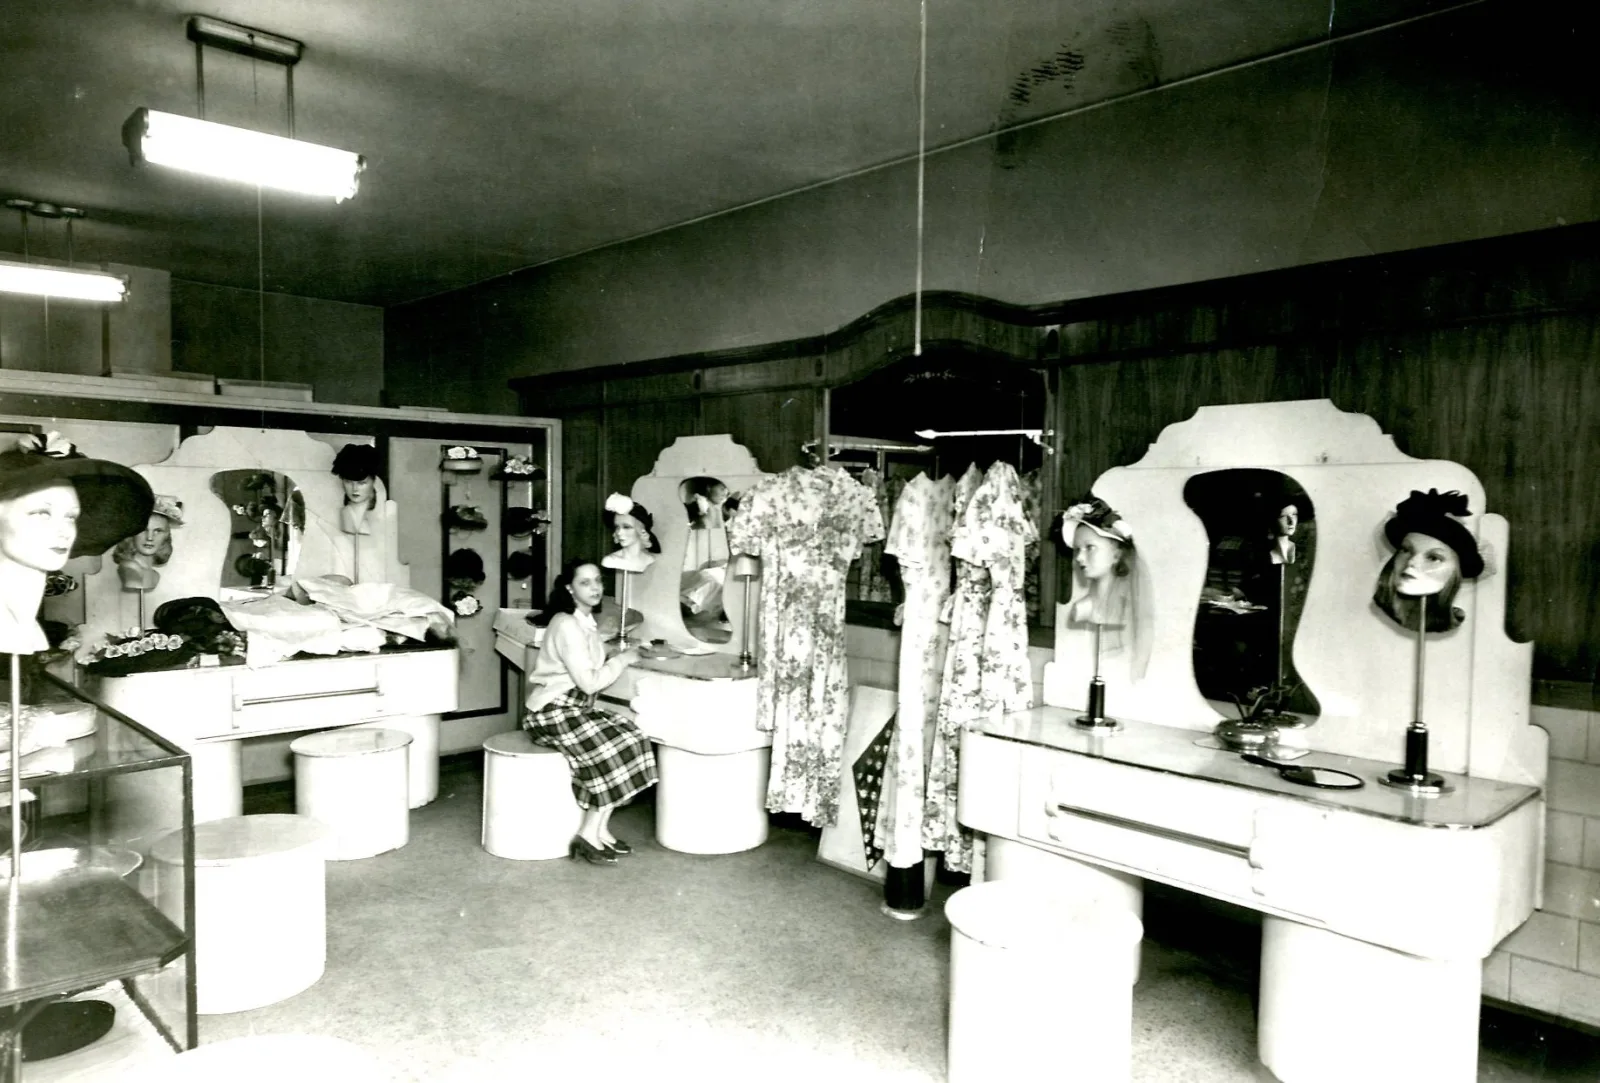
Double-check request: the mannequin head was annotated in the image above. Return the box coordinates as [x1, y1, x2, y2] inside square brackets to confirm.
[602, 493, 659, 571]
[0, 482, 79, 574]
[1275, 501, 1300, 540]
[1059, 498, 1135, 627]
[1071, 522, 1128, 583]
[331, 444, 381, 509]
[1373, 490, 1482, 633]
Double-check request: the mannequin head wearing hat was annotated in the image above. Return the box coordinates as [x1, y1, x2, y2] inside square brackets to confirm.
[602, 493, 659, 572]
[0, 431, 152, 652]
[112, 496, 182, 590]
[1059, 498, 1135, 627]
[331, 444, 380, 510]
[1373, 489, 1483, 633]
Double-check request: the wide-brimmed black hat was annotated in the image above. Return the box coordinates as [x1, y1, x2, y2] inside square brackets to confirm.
[0, 431, 153, 558]
[505, 506, 549, 538]
[444, 505, 488, 531]
[153, 596, 242, 655]
[1383, 489, 1484, 579]
[332, 443, 381, 482]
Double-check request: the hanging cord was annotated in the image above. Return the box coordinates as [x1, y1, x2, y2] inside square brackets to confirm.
[253, 56, 267, 393]
[912, 0, 927, 357]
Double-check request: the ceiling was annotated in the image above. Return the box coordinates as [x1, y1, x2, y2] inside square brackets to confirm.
[0, 0, 1459, 307]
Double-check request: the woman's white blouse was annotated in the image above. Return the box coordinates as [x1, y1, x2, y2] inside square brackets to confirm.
[524, 610, 627, 712]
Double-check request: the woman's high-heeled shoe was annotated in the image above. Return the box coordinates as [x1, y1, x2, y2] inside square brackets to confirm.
[569, 836, 618, 865]
[604, 837, 633, 856]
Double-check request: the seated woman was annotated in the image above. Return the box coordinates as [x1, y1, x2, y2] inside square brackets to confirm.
[524, 558, 659, 865]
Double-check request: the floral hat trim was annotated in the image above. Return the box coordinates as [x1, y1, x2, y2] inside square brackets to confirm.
[604, 493, 635, 515]
[1059, 497, 1133, 544]
[497, 456, 542, 477]
[444, 446, 480, 461]
[151, 494, 184, 524]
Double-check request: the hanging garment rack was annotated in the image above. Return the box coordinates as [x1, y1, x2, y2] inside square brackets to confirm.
[913, 428, 1055, 451]
[801, 436, 936, 458]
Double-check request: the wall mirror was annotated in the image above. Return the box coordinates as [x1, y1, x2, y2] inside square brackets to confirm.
[1183, 468, 1320, 722]
[677, 475, 733, 644]
[211, 469, 305, 588]
[828, 346, 1047, 623]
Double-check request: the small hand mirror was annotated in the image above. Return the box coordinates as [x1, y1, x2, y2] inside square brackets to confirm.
[1241, 753, 1364, 790]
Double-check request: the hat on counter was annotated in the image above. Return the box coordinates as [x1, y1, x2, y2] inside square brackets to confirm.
[153, 596, 245, 657]
[506, 549, 538, 582]
[0, 431, 153, 557]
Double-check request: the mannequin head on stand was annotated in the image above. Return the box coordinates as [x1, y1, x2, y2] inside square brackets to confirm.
[0, 432, 152, 653]
[112, 495, 183, 592]
[602, 493, 660, 573]
[1374, 489, 1484, 634]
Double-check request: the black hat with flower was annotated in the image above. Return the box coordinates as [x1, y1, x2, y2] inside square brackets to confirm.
[1383, 489, 1484, 579]
[0, 431, 153, 556]
[603, 493, 660, 553]
[1056, 496, 1133, 548]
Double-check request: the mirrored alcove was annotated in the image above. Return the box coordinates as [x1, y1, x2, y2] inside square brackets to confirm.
[828, 346, 1047, 622]
[1183, 468, 1320, 722]
[677, 475, 733, 644]
[211, 470, 305, 588]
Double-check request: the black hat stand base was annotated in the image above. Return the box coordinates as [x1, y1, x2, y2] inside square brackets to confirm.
[1071, 626, 1121, 733]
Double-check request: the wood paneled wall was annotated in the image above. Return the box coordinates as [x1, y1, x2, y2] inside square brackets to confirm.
[514, 224, 1600, 686]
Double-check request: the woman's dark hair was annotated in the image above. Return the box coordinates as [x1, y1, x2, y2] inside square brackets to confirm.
[531, 558, 601, 626]
[603, 502, 661, 553]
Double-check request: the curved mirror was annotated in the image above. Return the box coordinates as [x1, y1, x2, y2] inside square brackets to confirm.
[677, 475, 733, 644]
[211, 469, 305, 589]
[1184, 468, 1320, 724]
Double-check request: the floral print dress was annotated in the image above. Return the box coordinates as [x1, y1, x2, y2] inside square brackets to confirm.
[727, 465, 885, 827]
[873, 472, 956, 869]
[923, 462, 1037, 873]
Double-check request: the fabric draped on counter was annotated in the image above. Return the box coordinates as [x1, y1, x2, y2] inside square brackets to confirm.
[922, 461, 1037, 874]
[726, 464, 885, 827]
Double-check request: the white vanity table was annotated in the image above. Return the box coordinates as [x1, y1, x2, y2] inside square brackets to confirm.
[89, 645, 459, 825]
[960, 401, 1547, 1082]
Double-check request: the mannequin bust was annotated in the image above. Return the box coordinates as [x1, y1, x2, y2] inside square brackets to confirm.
[601, 493, 660, 572]
[332, 443, 381, 536]
[112, 495, 183, 592]
[1059, 499, 1136, 628]
[1269, 500, 1300, 566]
[1373, 489, 1484, 634]
[0, 432, 152, 654]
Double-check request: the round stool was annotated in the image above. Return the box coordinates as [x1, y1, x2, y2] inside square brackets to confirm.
[149, 814, 330, 1016]
[653, 744, 770, 854]
[350, 714, 440, 808]
[121, 1034, 388, 1082]
[291, 728, 412, 860]
[945, 880, 1143, 1083]
[481, 731, 581, 860]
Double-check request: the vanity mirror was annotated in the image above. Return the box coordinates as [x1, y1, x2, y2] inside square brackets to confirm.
[677, 475, 733, 644]
[210, 469, 305, 589]
[1184, 468, 1321, 726]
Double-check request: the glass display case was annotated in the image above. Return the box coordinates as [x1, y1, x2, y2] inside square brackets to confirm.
[0, 663, 195, 1075]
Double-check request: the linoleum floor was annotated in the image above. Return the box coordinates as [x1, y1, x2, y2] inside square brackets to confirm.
[203, 755, 1600, 1082]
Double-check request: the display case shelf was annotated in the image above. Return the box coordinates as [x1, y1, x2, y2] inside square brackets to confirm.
[0, 668, 195, 1076]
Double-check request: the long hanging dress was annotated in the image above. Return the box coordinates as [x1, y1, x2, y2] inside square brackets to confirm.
[726, 465, 885, 827]
[873, 472, 956, 869]
[923, 462, 1037, 873]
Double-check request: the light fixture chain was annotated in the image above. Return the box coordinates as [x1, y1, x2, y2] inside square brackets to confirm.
[913, 0, 927, 358]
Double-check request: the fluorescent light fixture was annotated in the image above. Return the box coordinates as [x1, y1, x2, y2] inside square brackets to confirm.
[0, 258, 127, 303]
[123, 108, 365, 202]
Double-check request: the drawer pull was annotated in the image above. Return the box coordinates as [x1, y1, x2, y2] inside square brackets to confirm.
[1053, 802, 1250, 859]
[233, 684, 382, 712]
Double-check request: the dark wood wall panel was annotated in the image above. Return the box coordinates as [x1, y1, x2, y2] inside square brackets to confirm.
[600, 398, 701, 523]
[701, 387, 821, 473]
[559, 408, 604, 574]
[1329, 316, 1600, 682]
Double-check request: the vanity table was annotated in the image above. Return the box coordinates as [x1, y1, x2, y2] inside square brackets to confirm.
[87, 644, 459, 829]
[959, 401, 1547, 1083]
[626, 652, 768, 854]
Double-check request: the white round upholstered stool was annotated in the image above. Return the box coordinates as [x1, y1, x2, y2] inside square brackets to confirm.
[290, 728, 412, 860]
[481, 731, 582, 859]
[149, 814, 331, 1015]
[350, 713, 440, 808]
[121, 1034, 389, 1082]
[944, 880, 1143, 1083]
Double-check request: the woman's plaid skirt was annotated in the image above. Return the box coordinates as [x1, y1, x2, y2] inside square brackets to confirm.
[523, 689, 657, 810]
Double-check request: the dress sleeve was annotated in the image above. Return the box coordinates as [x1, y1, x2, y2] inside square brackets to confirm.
[725, 476, 772, 558]
[546, 613, 627, 695]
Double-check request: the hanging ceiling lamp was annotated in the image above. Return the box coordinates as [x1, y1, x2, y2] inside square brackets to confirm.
[0, 200, 127, 303]
[122, 16, 365, 203]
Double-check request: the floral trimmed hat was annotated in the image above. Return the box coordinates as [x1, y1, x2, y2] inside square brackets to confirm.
[1057, 496, 1133, 546]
